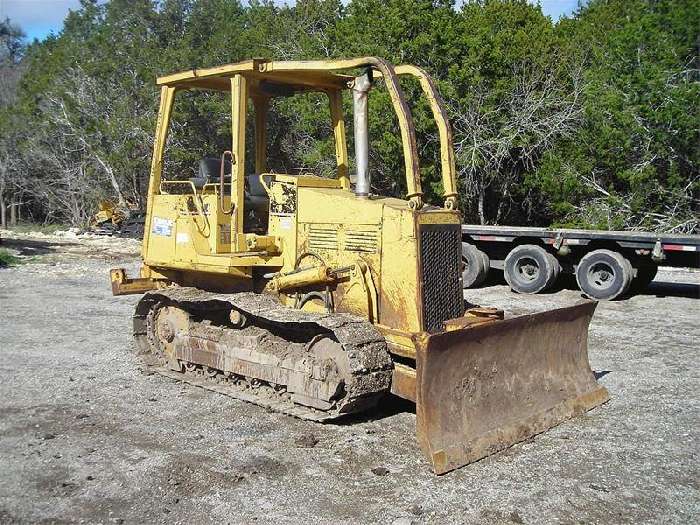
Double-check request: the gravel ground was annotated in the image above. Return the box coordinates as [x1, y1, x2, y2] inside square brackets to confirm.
[0, 232, 698, 524]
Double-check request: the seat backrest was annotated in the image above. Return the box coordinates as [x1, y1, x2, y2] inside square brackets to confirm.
[246, 175, 268, 197]
[198, 157, 231, 181]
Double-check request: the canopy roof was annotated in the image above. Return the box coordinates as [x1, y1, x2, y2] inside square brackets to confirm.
[156, 58, 365, 94]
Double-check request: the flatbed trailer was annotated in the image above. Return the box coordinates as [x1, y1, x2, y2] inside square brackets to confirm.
[461, 225, 700, 300]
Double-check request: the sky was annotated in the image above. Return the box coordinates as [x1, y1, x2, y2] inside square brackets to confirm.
[1, 0, 582, 43]
[0, 0, 83, 41]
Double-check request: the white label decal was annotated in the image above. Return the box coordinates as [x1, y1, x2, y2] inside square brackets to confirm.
[279, 216, 292, 230]
[151, 216, 173, 236]
[176, 232, 189, 244]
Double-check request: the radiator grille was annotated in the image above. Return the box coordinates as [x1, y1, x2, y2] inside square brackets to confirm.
[420, 223, 464, 333]
[308, 227, 338, 251]
[345, 230, 379, 253]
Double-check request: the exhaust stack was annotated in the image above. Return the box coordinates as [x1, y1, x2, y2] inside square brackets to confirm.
[352, 73, 372, 197]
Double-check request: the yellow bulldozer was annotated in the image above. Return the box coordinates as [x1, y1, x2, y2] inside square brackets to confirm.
[111, 57, 608, 474]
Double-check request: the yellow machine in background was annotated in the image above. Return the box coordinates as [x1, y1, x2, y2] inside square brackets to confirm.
[111, 58, 608, 474]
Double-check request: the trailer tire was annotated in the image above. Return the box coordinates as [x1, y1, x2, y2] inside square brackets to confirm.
[547, 252, 561, 287]
[633, 263, 658, 291]
[461, 243, 489, 288]
[576, 249, 633, 300]
[504, 245, 559, 294]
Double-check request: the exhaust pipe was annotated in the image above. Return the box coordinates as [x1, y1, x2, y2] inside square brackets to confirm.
[352, 73, 372, 197]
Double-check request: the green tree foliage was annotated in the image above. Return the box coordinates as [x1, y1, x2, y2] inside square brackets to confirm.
[532, 0, 699, 231]
[0, 0, 696, 232]
[0, 18, 26, 227]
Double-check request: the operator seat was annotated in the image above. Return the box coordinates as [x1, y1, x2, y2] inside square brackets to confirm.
[243, 170, 269, 233]
[191, 157, 269, 233]
[190, 157, 232, 188]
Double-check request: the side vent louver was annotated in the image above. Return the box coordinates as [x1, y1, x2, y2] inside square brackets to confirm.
[306, 225, 380, 253]
[308, 227, 339, 251]
[345, 230, 379, 253]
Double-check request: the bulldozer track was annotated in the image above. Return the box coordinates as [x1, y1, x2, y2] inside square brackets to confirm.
[132, 287, 394, 421]
[144, 364, 338, 422]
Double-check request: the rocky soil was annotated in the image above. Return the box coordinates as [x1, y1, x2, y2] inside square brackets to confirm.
[0, 231, 698, 524]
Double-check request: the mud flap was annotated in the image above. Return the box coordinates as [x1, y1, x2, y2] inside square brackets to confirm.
[415, 301, 609, 475]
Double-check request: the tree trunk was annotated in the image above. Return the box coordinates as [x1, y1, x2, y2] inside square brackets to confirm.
[495, 198, 505, 225]
[10, 199, 17, 226]
[478, 188, 486, 225]
[494, 181, 510, 225]
[95, 154, 127, 208]
[0, 195, 6, 229]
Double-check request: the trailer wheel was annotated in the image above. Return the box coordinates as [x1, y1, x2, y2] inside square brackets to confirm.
[576, 249, 633, 300]
[547, 252, 561, 286]
[504, 245, 559, 294]
[461, 243, 490, 288]
[633, 263, 658, 291]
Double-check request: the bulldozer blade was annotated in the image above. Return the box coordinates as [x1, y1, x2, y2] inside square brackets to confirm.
[415, 301, 609, 475]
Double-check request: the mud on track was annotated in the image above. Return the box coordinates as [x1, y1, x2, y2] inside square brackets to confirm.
[0, 232, 698, 524]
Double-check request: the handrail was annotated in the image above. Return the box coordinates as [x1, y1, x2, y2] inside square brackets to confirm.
[219, 150, 235, 215]
[393, 65, 458, 211]
[373, 65, 459, 211]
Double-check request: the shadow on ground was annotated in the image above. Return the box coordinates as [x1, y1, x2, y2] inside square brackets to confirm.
[0, 238, 77, 257]
[334, 394, 416, 425]
[475, 269, 699, 300]
[643, 281, 700, 299]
